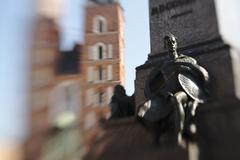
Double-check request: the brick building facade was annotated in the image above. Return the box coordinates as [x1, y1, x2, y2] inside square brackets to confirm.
[80, 0, 125, 148]
[26, 16, 59, 160]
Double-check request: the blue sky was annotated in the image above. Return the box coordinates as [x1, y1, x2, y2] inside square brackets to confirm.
[0, 0, 35, 142]
[121, 0, 150, 95]
[60, 0, 150, 95]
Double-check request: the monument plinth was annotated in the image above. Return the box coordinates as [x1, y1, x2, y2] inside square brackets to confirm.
[149, 0, 219, 55]
[135, 0, 240, 159]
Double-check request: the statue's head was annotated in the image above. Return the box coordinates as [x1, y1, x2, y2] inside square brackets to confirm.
[114, 85, 126, 96]
[164, 33, 178, 59]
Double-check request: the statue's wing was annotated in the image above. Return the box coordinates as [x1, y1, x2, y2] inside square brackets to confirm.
[178, 73, 208, 103]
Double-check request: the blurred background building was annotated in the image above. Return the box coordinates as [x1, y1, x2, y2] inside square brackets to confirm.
[27, 15, 59, 160]
[25, 0, 125, 159]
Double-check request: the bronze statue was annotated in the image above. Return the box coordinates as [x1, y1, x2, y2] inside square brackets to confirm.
[109, 85, 135, 119]
[138, 33, 210, 147]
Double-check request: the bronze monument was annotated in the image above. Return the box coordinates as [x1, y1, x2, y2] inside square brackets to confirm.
[138, 33, 210, 146]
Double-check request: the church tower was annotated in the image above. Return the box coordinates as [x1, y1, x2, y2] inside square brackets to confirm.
[80, 0, 125, 132]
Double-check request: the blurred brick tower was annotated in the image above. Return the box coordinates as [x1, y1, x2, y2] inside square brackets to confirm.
[25, 0, 61, 159]
[26, 17, 59, 160]
[80, 0, 125, 148]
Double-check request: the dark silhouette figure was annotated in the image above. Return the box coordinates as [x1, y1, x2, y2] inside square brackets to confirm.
[109, 85, 135, 119]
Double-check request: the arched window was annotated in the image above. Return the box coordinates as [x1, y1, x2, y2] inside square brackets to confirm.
[93, 16, 107, 33]
[98, 45, 103, 59]
[93, 43, 106, 60]
[99, 20, 104, 32]
[98, 66, 103, 81]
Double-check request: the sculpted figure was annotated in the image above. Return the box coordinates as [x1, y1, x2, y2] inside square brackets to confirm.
[138, 33, 210, 146]
[109, 85, 135, 119]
